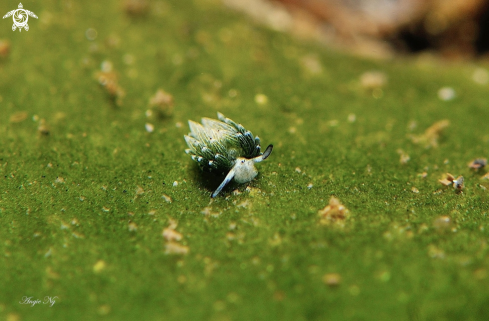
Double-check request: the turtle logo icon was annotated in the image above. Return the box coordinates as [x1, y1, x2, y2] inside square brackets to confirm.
[3, 3, 38, 32]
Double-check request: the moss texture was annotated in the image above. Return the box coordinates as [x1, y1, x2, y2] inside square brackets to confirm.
[1, 0, 489, 320]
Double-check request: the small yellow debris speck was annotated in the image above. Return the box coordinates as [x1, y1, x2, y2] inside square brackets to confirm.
[135, 185, 144, 195]
[254, 94, 268, 105]
[162, 228, 182, 241]
[162, 194, 172, 203]
[433, 216, 452, 231]
[318, 196, 350, 226]
[360, 71, 387, 90]
[9, 111, 28, 123]
[473, 68, 489, 84]
[347, 113, 356, 123]
[93, 260, 106, 273]
[165, 242, 189, 255]
[148, 89, 174, 118]
[323, 273, 341, 286]
[55, 177, 65, 184]
[439, 173, 455, 186]
[418, 172, 428, 178]
[410, 120, 450, 148]
[128, 222, 138, 232]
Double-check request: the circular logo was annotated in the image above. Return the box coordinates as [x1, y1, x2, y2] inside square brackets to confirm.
[13, 10, 28, 28]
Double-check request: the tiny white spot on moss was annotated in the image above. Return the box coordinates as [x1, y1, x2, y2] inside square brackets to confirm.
[437, 87, 455, 101]
[347, 113, 356, 123]
[145, 123, 154, 133]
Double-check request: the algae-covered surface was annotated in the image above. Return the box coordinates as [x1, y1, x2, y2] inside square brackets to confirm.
[1, 0, 489, 320]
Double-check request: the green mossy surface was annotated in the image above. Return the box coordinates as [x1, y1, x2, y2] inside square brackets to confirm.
[1, 0, 489, 320]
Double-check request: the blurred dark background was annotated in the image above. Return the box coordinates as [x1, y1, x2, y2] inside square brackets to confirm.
[224, 0, 489, 59]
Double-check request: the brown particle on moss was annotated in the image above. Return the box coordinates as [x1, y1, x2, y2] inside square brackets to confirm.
[360, 71, 387, 90]
[0, 39, 10, 58]
[96, 61, 125, 105]
[38, 119, 50, 136]
[135, 185, 144, 195]
[124, 0, 149, 16]
[418, 172, 428, 178]
[410, 119, 450, 148]
[201, 206, 220, 217]
[162, 194, 172, 203]
[397, 149, 410, 164]
[165, 242, 189, 255]
[439, 173, 455, 186]
[468, 158, 487, 170]
[433, 215, 452, 231]
[162, 228, 182, 242]
[149, 89, 174, 118]
[318, 196, 350, 226]
[165, 218, 177, 229]
[9, 111, 28, 123]
[128, 222, 138, 232]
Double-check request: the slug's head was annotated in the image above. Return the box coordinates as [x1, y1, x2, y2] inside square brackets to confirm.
[211, 144, 273, 198]
[233, 158, 258, 184]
